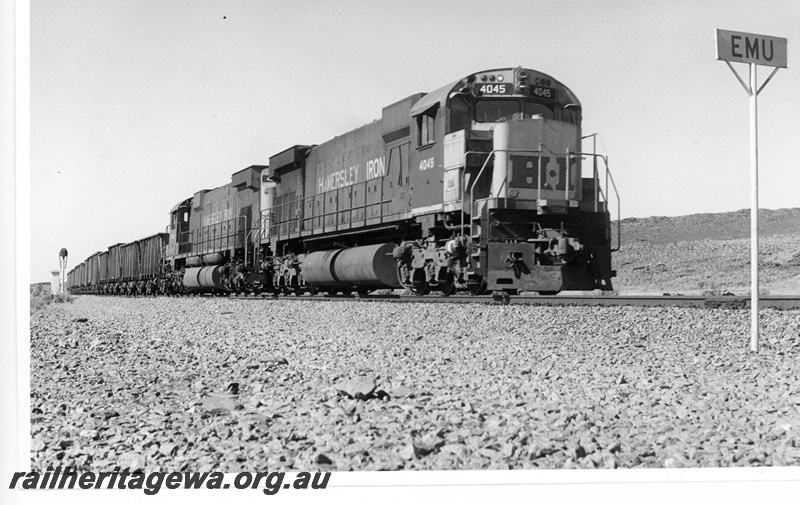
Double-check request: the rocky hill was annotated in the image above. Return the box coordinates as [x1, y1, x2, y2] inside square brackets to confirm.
[612, 208, 800, 295]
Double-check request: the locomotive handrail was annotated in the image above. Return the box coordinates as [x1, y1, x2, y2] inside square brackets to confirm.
[553, 151, 620, 251]
[465, 149, 496, 242]
[265, 145, 620, 261]
[460, 149, 491, 240]
[580, 152, 621, 252]
[245, 213, 269, 267]
[189, 214, 247, 262]
[562, 152, 620, 251]
[269, 178, 394, 240]
[458, 147, 620, 267]
[461, 148, 545, 245]
[605, 162, 621, 252]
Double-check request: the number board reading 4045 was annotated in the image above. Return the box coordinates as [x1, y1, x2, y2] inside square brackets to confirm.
[476, 83, 556, 100]
[530, 86, 556, 100]
[476, 83, 513, 95]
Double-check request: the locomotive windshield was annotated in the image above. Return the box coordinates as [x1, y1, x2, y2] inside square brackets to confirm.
[524, 101, 555, 119]
[476, 100, 522, 123]
[462, 98, 577, 125]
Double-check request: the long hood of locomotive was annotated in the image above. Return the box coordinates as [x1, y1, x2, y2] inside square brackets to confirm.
[267, 94, 442, 226]
[308, 121, 388, 195]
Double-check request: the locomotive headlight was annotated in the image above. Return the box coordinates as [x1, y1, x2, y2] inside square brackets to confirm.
[497, 75, 504, 82]
[480, 75, 487, 82]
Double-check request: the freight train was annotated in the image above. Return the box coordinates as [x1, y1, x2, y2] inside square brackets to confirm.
[66, 66, 619, 298]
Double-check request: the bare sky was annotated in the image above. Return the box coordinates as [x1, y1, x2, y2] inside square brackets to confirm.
[29, 0, 799, 282]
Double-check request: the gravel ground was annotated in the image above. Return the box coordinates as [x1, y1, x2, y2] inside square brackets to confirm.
[29, 296, 800, 472]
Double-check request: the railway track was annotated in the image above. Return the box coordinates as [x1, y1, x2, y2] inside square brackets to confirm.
[212, 292, 800, 309]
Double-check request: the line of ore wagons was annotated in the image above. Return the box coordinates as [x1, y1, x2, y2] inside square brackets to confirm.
[66, 234, 166, 290]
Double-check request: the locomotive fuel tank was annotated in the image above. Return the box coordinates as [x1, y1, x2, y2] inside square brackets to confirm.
[302, 242, 401, 290]
[183, 266, 229, 291]
[186, 256, 203, 267]
[202, 253, 225, 265]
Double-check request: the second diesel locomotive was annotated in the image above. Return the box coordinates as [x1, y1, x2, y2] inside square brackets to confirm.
[68, 66, 619, 297]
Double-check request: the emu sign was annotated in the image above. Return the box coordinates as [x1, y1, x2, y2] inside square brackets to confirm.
[716, 29, 787, 68]
[716, 28, 788, 353]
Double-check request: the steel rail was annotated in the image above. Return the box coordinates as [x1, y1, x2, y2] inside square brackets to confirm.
[208, 292, 800, 309]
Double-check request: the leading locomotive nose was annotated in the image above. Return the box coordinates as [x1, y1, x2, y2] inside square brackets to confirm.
[489, 118, 582, 203]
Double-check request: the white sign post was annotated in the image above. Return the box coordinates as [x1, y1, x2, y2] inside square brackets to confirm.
[716, 29, 787, 352]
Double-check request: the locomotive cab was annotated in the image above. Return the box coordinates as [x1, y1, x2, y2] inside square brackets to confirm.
[166, 198, 193, 263]
[410, 67, 618, 295]
[432, 68, 585, 208]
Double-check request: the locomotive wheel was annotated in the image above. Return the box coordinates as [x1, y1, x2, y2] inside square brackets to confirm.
[411, 280, 430, 296]
[410, 268, 430, 296]
[293, 285, 304, 296]
[438, 271, 456, 297]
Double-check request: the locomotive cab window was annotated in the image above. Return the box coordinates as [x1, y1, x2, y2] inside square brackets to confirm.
[417, 109, 436, 146]
[476, 100, 520, 123]
[561, 106, 581, 125]
[449, 95, 471, 132]
[524, 101, 554, 120]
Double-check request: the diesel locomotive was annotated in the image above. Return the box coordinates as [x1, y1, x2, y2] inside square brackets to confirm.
[66, 66, 619, 297]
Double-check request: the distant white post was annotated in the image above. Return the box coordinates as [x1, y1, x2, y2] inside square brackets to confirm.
[716, 29, 787, 352]
[50, 270, 60, 295]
